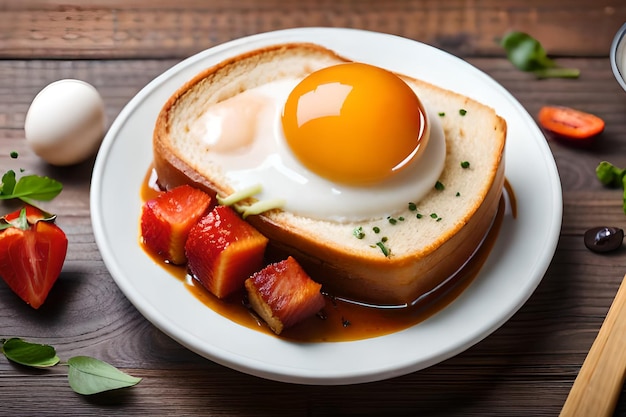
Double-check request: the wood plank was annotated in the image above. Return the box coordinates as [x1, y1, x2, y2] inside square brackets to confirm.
[0, 0, 624, 59]
[1, 51, 626, 416]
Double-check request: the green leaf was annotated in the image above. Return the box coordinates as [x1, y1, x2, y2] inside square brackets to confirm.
[501, 31, 554, 71]
[500, 31, 579, 79]
[0, 170, 17, 195]
[67, 356, 142, 395]
[13, 175, 63, 201]
[14, 208, 29, 230]
[596, 161, 625, 188]
[0, 175, 63, 202]
[1, 338, 60, 368]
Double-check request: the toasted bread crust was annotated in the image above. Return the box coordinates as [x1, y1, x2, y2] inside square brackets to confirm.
[153, 43, 506, 306]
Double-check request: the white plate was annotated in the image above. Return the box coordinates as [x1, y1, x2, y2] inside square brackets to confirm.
[91, 28, 562, 385]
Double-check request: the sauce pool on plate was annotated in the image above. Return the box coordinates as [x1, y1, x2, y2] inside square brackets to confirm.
[140, 167, 514, 342]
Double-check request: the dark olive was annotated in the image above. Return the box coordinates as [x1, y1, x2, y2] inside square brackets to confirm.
[584, 226, 624, 253]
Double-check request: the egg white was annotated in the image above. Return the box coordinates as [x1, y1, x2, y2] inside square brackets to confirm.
[192, 77, 446, 222]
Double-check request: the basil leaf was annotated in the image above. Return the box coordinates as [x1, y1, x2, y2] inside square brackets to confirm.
[500, 31, 580, 79]
[0, 175, 63, 202]
[501, 31, 554, 71]
[1, 338, 60, 368]
[67, 356, 142, 395]
[0, 170, 16, 195]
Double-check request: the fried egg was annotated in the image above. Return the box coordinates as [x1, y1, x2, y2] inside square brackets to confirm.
[188, 62, 446, 222]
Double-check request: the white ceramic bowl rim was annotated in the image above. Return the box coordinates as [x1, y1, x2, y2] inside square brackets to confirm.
[610, 22, 626, 92]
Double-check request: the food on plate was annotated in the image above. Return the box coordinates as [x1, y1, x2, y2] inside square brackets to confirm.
[245, 256, 325, 335]
[24, 79, 106, 166]
[152, 42, 507, 307]
[0, 205, 68, 309]
[141, 184, 212, 265]
[185, 205, 268, 299]
[538, 106, 605, 142]
[282, 62, 428, 185]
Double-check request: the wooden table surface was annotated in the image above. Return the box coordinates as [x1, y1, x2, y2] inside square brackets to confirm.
[2, 1, 626, 416]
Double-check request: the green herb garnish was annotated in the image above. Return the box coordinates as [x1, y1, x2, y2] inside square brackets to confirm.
[1, 338, 141, 395]
[438, 112, 445, 117]
[375, 241, 390, 257]
[430, 213, 438, 219]
[67, 356, 142, 395]
[387, 216, 398, 225]
[596, 161, 626, 213]
[1, 338, 60, 368]
[10, 151, 18, 159]
[461, 161, 470, 169]
[500, 31, 580, 79]
[416, 213, 423, 219]
[435, 181, 445, 191]
[459, 109, 467, 116]
[217, 183, 262, 206]
[0, 170, 62, 205]
[408, 202, 417, 211]
[596, 161, 625, 187]
[456, 192, 461, 197]
[373, 226, 380, 234]
[353, 226, 365, 239]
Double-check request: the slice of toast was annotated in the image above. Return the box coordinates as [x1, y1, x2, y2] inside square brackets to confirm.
[153, 43, 506, 306]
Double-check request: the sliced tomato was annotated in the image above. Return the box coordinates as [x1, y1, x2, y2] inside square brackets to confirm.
[538, 106, 605, 140]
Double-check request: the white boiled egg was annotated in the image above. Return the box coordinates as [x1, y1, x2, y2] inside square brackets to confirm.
[24, 79, 106, 166]
[190, 63, 445, 222]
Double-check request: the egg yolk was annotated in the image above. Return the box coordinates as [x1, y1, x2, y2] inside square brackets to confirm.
[281, 62, 426, 185]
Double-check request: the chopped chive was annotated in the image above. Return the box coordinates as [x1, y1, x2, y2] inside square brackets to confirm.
[416, 213, 423, 219]
[376, 241, 390, 257]
[438, 112, 445, 117]
[460, 161, 470, 169]
[435, 181, 445, 191]
[430, 213, 438, 219]
[9, 151, 18, 159]
[353, 226, 365, 239]
[373, 226, 380, 234]
[381, 236, 388, 243]
[398, 216, 405, 221]
[437, 217, 443, 222]
[387, 216, 397, 225]
[456, 192, 461, 197]
[408, 202, 417, 211]
[459, 109, 467, 116]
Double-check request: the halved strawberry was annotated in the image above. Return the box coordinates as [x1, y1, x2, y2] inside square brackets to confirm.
[245, 256, 325, 335]
[185, 205, 268, 299]
[141, 184, 212, 265]
[0, 206, 68, 309]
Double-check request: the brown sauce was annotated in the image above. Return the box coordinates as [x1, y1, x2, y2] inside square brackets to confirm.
[504, 178, 517, 219]
[140, 169, 516, 343]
